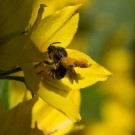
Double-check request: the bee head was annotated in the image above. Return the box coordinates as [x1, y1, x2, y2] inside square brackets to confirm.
[47, 44, 67, 62]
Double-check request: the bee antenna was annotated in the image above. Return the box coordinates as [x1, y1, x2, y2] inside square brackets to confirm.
[50, 42, 61, 46]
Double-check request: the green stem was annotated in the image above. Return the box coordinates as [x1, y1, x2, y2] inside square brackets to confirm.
[0, 67, 22, 76]
[0, 76, 25, 82]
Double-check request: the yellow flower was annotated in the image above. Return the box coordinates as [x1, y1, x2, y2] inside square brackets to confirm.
[0, 79, 82, 135]
[0, 2, 111, 122]
[0, 0, 45, 70]
[0, 2, 112, 134]
[0, 0, 32, 37]
[30, 0, 91, 26]
[20, 4, 111, 121]
[32, 90, 81, 135]
[0, 97, 44, 135]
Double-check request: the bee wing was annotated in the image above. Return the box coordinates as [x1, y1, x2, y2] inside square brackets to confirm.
[66, 67, 78, 84]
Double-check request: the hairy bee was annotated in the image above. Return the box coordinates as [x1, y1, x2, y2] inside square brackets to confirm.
[46, 42, 89, 84]
[46, 42, 77, 83]
[35, 42, 90, 84]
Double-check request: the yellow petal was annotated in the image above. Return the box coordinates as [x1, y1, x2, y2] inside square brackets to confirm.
[32, 95, 83, 135]
[21, 63, 41, 93]
[0, 35, 45, 70]
[37, 80, 81, 122]
[29, 4, 47, 35]
[61, 49, 112, 89]
[0, 97, 44, 135]
[0, 0, 33, 37]
[31, 5, 81, 51]
[29, 0, 47, 27]
[32, 96, 77, 134]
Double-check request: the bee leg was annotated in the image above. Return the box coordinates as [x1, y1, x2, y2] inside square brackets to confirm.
[44, 60, 54, 65]
[67, 68, 78, 84]
[49, 71, 57, 80]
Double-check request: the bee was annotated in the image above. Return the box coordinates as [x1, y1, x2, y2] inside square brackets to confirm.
[45, 42, 90, 84]
[47, 42, 78, 83]
[34, 42, 90, 84]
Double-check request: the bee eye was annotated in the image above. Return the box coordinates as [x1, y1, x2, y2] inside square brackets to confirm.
[48, 45, 55, 52]
[54, 48, 67, 61]
[58, 49, 67, 57]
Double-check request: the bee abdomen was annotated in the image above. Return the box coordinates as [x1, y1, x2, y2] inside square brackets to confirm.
[49, 64, 67, 80]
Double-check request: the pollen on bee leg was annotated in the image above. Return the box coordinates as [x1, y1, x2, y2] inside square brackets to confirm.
[61, 57, 90, 68]
[73, 58, 90, 68]
[61, 57, 74, 68]
[61, 57, 90, 84]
